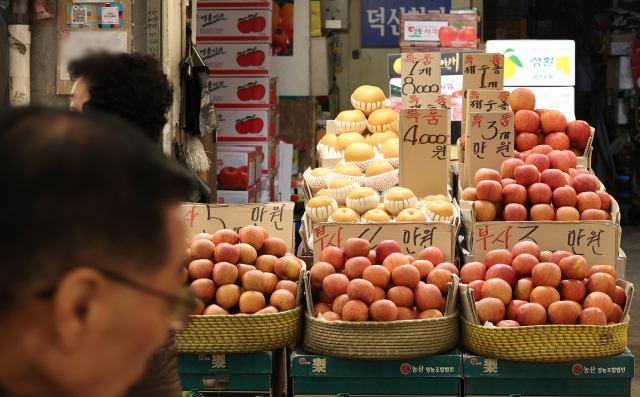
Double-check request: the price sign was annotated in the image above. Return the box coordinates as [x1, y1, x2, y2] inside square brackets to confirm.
[399, 108, 450, 197]
[401, 53, 442, 100]
[467, 112, 514, 187]
[462, 53, 504, 122]
[181, 202, 295, 252]
[313, 222, 456, 262]
[473, 221, 621, 268]
[402, 93, 451, 110]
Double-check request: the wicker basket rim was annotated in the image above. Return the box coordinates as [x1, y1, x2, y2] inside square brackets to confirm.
[461, 314, 630, 330]
[188, 305, 303, 319]
[305, 306, 459, 326]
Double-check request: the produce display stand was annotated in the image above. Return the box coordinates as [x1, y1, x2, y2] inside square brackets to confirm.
[290, 346, 462, 397]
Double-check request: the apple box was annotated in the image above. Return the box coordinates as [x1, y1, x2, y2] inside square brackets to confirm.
[291, 346, 461, 397]
[400, 13, 479, 49]
[216, 109, 270, 140]
[178, 349, 285, 396]
[197, 0, 272, 9]
[463, 348, 634, 396]
[217, 185, 257, 204]
[196, 8, 272, 43]
[208, 76, 271, 108]
[197, 43, 270, 76]
[216, 148, 256, 191]
[219, 140, 277, 176]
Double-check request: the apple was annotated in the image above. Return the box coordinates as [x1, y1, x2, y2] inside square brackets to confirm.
[242, 270, 265, 292]
[239, 291, 266, 313]
[406, 255, 416, 264]
[347, 279, 375, 305]
[554, 205, 580, 220]
[462, 187, 478, 201]
[532, 262, 562, 288]
[545, 132, 570, 151]
[261, 237, 287, 257]
[427, 268, 452, 293]
[383, 252, 411, 273]
[212, 229, 240, 246]
[332, 294, 349, 315]
[515, 302, 547, 326]
[497, 320, 520, 327]
[540, 110, 567, 133]
[514, 165, 540, 187]
[516, 132, 539, 152]
[558, 279, 586, 302]
[387, 286, 415, 308]
[310, 262, 336, 288]
[323, 311, 342, 321]
[319, 246, 346, 272]
[485, 264, 517, 287]
[214, 243, 240, 264]
[191, 278, 216, 302]
[530, 286, 560, 309]
[608, 303, 623, 323]
[213, 262, 239, 286]
[587, 273, 616, 296]
[255, 255, 278, 273]
[511, 88, 536, 112]
[188, 259, 214, 280]
[500, 158, 525, 179]
[474, 200, 497, 222]
[514, 110, 540, 133]
[552, 186, 577, 208]
[190, 233, 214, 245]
[512, 253, 539, 277]
[583, 291, 614, 319]
[476, 180, 503, 202]
[503, 203, 527, 221]
[578, 307, 607, 325]
[558, 255, 588, 280]
[588, 265, 617, 279]
[419, 247, 444, 265]
[529, 204, 555, 221]
[502, 184, 527, 205]
[513, 278, 535, 301]
[319, 291, 332, 304]
[561, 150, 578, 169]
[572, 174, 598, 193]
[263, 273, 278, 295]
[190, 239, 216, 260]
[547, 301, 580, 324]
[415, 283, 442, 311]
[566, 120, 591, 149]
[435, 262, 459, 276]
[482, 278, 512, 305]
[322, 274, 350, 299]
[275, 280, 298, 296]
[469, 280, 485, 302]
[512, 241, 541, 260]
[540, 251, 552, 262]
[547, 151, 570, 173]
[501, 178, 517, 188]
[392, 265, 421, 289]
[342, 300, 369, 322]
[372, 286, 386, 303]
[550, 251, 572, 265]
[532, 145, 553, 155]
[203, 304, 229, 316]
[540, 169, 566, 190]
[474, 168, 502, 186]
[596, 191, 612, 212]
[460, 262, 487, 284]
[612, 286, 627, 308]
[376, 240, 402, 264]
[345, 256, 371, 280]
[191, 298, 205, 315]
[485, 249, 513, 268]
[506, 300, 528, 320]
[313, 302, 332, 317]
[343, 238, 371, 258]
[412, 259, 435, 279]
[396, 307, 417, 320]
[363, 265, 391, 288]
[476, 297, 506, 324]
[270, 289, 296, 311]
[239, 226, 265, 250]
[418, 309, 443, 319]
[525, 153, 550, 173]
[576, 192, 601, 214]
[369, 299, 398, 322]
[274, 256, 302, 280]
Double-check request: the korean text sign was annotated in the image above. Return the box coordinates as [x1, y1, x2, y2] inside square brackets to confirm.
[467, 112, 514, 187]
[462, 53, 504, 122]
[401, 53, 441, 99]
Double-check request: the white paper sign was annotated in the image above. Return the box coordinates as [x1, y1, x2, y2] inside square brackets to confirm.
[59, 31, 128, 80]
[404, 21, 449, 41]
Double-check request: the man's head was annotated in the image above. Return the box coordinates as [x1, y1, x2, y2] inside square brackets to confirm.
[68, 53, 173, 143]
[0, 108, 193, 397]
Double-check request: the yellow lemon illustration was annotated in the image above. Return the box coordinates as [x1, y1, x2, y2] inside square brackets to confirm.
[393, 58, 401, 74]
[505, 58, 516, 79]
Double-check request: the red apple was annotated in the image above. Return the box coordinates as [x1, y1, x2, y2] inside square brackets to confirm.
[514, 165, 540, 187]
[566, 120, 591, 149]
[460, 262, 487, 284]
[577, 192, 601, 213]
[516, 132, 539, 152]
[376, 240, 402, 264]
[512, 241, 541, 260]
[501, 178, 517, 188]
[474, 200, 497, 222]
[512, 253, 538, 277]
[540, 169, 566, 190]
[514, 110, 540, 133]
[529, 204, 555, 221]
[502, 184, 527, 205]
[503, 203, 527, 221]
[500, 158, 525, 179]
[419, 247, 443, 266]
[319, 246, 346, 272]
[612, 286, 627, 308]
[462, 188, 478, 201]
[548, 301, 580, 324]
[596, 191, 612, 212]
[532, 262, 562, 288]
[476, 297, 506, 324]
[530, 286, 560, 309]
[587, 273, 616, 296]
[540, 110, 567, 133]
[412, 259, 434, 279]
[584, 291, 614, 319]
[343, 238, 371, 259]
[527, 183, 552, 204]
[427, 268, 452, 293]
[511, 88, 536, 112]
[547, 150, 570, 172]
[545, 132, 571, 151]
[579, 307, 607, 325]
[572, 174, 598, 193]
[476, 180, 503, 202]
[552, 186, 577, 208]
[474, 168, 502, 186]
[558, 279, 587, 302]
[344, 256, 371, 280]
[525, 153, 550, 173]
[515, 302, 547, 326]
[485, 249, 513, 268]
[555, 206, 580, 221]
[558, 255, 588, 280]
[562, 150, 578, 169]
[485, 264, 517, 286]
[513, 278, 535, 301]
[469, 280, 485, 302]
[506, 299, 528, 320]
[482, 278, 512, 305]
[532, 145, 553, 155]
[581, 209, 609, 220]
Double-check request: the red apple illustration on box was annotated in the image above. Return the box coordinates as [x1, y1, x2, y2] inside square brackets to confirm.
[235, 115, 264, 134]
[236, 48, 265, 67]
[237, 14, 266, 33]
[238, 165, 249, 188]
[438, 21, 476, 47]
[218, 166, 240, 189]
[237, 82, 265, 101]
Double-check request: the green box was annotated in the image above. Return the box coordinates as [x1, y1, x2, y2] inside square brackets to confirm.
[291, 346, 462, 397]
[463, 348, 634, 396]
[178, 350, 284, 397]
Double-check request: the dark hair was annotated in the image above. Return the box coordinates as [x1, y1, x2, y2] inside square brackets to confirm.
[0, 108, 194, 315]
[68, 53, 173, 143]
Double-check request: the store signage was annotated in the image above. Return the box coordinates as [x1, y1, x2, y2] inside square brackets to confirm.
[467, 111, 514, 188]
[402, 93, 451, 110]
[461, 53, 504, 122]
[400, 52, 441, 98]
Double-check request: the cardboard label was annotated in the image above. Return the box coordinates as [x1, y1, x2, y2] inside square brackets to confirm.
[399, 108, 450, 197]
[196, 43, 271, 75]
[206, 76, 271, 108]
[181, 202, 295, 252]
[402, 93, 451, 110]
[312, 222, 455, 262]
[216, 109, 270, 140]
[462, 53, 504, 121]
[401, 53, 441, 99]
[472, 221, 621, 276]
[196, 9, 272, 42]
[467, 112, 514, 187]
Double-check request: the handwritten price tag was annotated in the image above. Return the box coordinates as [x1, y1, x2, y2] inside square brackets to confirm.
[462, 53, 504, 122]
[402, 93, 451, 110]
[467, 112, 514, 187]
[182, 202, 295, 252]
[399, 108, 450, 197]
[401, 53, 442, 100]
[313, 223, 455, 262]
[472, 221, 621, 267]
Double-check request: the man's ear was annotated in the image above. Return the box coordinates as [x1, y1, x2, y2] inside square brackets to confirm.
[52, 268, 106, 350]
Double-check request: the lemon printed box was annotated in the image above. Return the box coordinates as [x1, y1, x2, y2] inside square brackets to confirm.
[485, 40, 575, 87]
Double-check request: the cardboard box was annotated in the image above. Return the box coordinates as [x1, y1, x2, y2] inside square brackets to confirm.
[216, 109, 271, 141]
[178, 349, 285, 397]
[196, 9, 272, 43]
[197, 43, 270, 76]
[463, 348, 634, 396]
[217, 184, 257, 204]
[276, 143, 293, 202]
[388, 50, 484, 78]
[399, 13, 479, 49]
[180, 202, 295, 251]
[196, 0, 272, 9]
[606, 32, 637, 56]
[207, 76, 271, 109]
[485, 40, 575, 86]
[269, 77, 279, 109]
[216, 148, 256, 190]
[291, 346, 461, 397]
[218, 140, 277, 176]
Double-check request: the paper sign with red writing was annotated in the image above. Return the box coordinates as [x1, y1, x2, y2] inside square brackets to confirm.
[401, 53, 442, 100]
[399, 108, 450, 197]
[472, 221, 621, 269]
[467, 112, 514, 187]
[461, 53, 504, 122]
[313, 222, 455, 262]
[402, 93, 451, 110]
[181, 202, 295, 252]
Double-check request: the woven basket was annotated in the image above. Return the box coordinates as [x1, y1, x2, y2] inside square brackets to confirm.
[459, 280, 633, 362]
[302, 272, 461, 360]
[176, 264, 306, 354]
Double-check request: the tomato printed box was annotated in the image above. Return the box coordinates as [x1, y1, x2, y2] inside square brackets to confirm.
[216, 109, 270, 140]
[208, 76, 270, 108]
[196, 8, 271, 43]
[216, 149, 256, 191]
[197, 43, 270, 76]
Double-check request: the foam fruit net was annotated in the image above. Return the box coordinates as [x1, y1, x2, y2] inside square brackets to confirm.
[364, 169, 399, 194]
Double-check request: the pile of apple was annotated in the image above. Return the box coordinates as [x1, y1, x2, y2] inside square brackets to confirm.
[461, 241, 626, 326]
[309, 238, 457, 322]
[186, 225, 302, 315]
[462, 156, 612, 222]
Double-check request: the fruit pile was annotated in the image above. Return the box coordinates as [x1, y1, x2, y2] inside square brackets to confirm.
[462, 159, 612, 222]
[310, 238, 456, 322]
[186, 226, 301, 315]
[461, 241, 626, 326]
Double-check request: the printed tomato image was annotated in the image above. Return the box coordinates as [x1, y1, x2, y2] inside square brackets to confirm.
[218, 167, 240, 189]
[237, 17, 253, 33]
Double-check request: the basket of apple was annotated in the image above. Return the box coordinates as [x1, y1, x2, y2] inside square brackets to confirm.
[459, 241, 633, 362]
[177, 226, 305, 354]
[303, 238, 461, 360]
